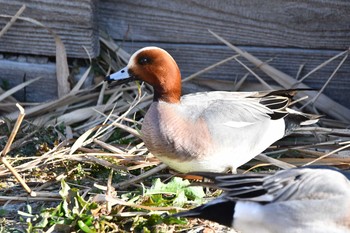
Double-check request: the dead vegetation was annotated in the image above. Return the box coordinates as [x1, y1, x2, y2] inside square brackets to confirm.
[0, 4, 350, 233]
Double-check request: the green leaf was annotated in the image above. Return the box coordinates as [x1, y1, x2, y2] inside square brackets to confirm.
[59, 179, 70, 199]
[146, 177, 186, 195]
[184, 186, 206, 204]
[72, 196, 81, 215]
[78, 220, 96, 233]
[61, 196, 72, 219]
[172, 190, 187, 207]
[82, 215, 94, 227]
[76, 190, 89, 207]
[36, 211, 50, 228]
[145, 177, 205, 207]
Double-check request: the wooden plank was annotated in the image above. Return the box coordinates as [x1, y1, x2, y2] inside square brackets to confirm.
[0, 0, 99, 58]
[0, 59, 57, 102]
[99, 0, 350, 49]
[121, 42, 350, 109]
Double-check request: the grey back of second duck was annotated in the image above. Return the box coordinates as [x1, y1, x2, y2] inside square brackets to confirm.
[173, 167, 350, 233]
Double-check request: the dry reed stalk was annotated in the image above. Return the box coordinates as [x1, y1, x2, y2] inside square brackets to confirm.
[0, 104, 35, 196]
[92, 192, 183, 211]
[65, 92, 144, 155]
[294, 127, 350, 136]
[113, 163, 168, 189]
[304, 141, 350, 166]
[4, 87, 123, 121]
[0, 4, 26, 38]
[255, 154, 295, 169]
[208, 30, 350, 122]
[295, 64, 305, 80]
[69, 154, 128, 171]
[0, 143, 68, 177]
[233, 57, 272, 90]
[99, 30, 131, 63]
[0, 13, 71, 98]
[0, 77, 42, 103]
[293, 149, 326, 157]
[243, 163, 275, 173]
[300, 51, 349, 110]
[0, 92, 18, 113]
[0, 196, 61, 202]
[55, 34, 70, 98]
[182, 55, 239, 82]
[281, 157, 350, 166]
[293, 50, 349, 86]
[70, 66, 92, 94]
[93, 139, 126, 154]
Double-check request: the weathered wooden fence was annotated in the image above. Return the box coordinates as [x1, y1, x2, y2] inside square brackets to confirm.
[0, 0, 350, 108]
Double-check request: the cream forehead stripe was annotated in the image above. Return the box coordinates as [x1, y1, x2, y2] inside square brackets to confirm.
[128, 46, 176, 68]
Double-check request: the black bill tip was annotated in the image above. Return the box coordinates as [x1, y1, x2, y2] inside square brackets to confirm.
[105, 75, 112, 83]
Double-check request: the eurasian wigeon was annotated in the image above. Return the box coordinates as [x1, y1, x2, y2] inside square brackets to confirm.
[173, 167, 350, 233]
[106, 46, 318, 173]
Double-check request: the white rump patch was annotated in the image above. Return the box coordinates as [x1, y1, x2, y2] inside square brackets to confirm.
[300, 119, 319, 125]
[223, 121, 255, 128]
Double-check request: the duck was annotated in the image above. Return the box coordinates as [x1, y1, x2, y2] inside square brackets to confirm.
[172, 167, 350, 233]
[105, 46, 318, 173]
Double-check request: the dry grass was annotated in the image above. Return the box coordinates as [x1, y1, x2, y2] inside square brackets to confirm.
[0, 5, 350, 233]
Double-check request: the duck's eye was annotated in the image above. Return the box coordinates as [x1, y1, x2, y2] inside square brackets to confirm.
[138, 56, 151, 65]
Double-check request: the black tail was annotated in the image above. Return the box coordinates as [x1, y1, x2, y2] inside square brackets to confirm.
[262, 88, 317, 98]
[172, 198, 236, 227]
[188, 172, 269, 199]
[254, 89, 321, 121]
[283, 110, 320, 135]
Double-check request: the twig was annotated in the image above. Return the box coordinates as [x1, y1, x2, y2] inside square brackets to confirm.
[111, 121, 141, 138]
[289, 96, 309, 106]
[255, 154, 295, 169]
[113, 163, 168, 189]
[234, 72, 249, 91]
[277, 157, 350, 166]
[300, 51, 349, 110]
[182, 55, 239, 82]
[0, 196, 60, 202]
[234, 58, 274, 91]
[0, 5, 26, 38]
[78, 155, 128, 171]
[292, 49, 349, 87]
[233, 57, 272, 90]
[295, 64, 305, 80]
[0, 77, 43, 102]
[0, 157, 34, 196]
[303, 141, 350, 166]
[99, 31, 131, 63]
[244, 163, 275, 173]
[93, 139, 126, 154]
[1, 104, 25, 156]
[0, 104, 36, 196]
[293, 127, 350, 136]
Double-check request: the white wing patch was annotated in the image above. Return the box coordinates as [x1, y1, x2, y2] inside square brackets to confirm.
[223, 121, 255, 128]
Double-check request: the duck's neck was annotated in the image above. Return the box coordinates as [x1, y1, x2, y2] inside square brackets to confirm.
[153, 67, 182, 104]
[153, 86, 181, 103]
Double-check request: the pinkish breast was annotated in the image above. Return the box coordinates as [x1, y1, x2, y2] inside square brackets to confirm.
[141, 102, 212, 161]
